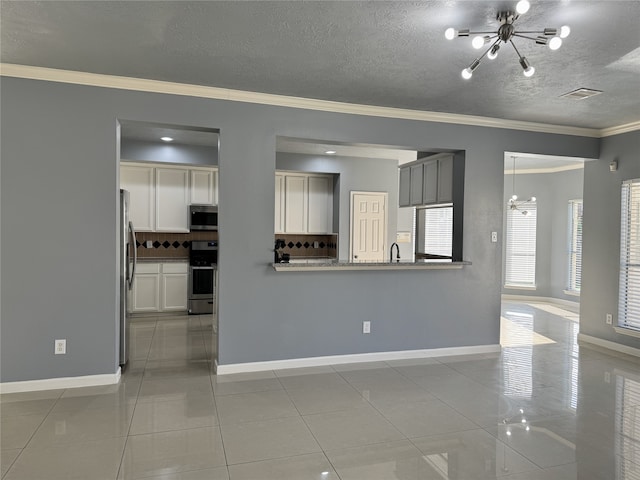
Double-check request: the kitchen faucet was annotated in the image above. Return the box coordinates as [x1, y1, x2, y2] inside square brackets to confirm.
[390, 242, 400, 263]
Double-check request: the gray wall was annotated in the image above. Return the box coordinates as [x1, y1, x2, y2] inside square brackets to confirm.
[502, 168, 584, 300]
[121, 139, 218, 166]
[1, 76, 600, 382]
[580, 130, 640, 350]
[276, 153, 398, 260]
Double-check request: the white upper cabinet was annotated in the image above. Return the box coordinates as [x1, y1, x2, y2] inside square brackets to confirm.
[156, 168, 190, 232]
[284, 175, 308, 233]
[275, 174, 285, 233]
[190, 169, 218, 205]
[120, 162, 218, 232]
[120, 164, 155, 231]
[275, 172, 334, 234]
[307, 175, 332, 233]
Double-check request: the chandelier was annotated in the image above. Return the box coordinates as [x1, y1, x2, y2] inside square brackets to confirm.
[445, 0, 570, 79]
[508, 156, 536, 215]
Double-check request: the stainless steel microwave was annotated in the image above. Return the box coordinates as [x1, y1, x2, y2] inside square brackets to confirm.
[189, 205, 218, 231]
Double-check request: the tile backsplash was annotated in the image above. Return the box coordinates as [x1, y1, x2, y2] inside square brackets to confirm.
[136, 231, 218, 259]
[275, 234, 338, 258]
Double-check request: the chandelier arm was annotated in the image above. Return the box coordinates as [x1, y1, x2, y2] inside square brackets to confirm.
[509, 39, 525, 61]
[466, 31, 499, 35]
[512, 33, 541, 42]
[515, 30, 549, 34]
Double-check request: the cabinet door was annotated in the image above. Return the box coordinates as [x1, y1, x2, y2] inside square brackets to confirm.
[422, 160, 439, 204]
[437, 156, 454, 203]
[156, 168, 189, 232]
[410, 164, 424, 206]
[161, 273, 188, 311]
[120, 164, 155, 231]
[132, 274, 160, 312]
[284, 175, 308, 233]
[399, 167, 411, 207]
[275, 174, 285, 233]
[307, 175, 332, 233]
[190, 169, 216, 205]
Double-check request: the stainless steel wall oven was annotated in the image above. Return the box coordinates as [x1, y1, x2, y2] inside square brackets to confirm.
[188, 240, 217, 315]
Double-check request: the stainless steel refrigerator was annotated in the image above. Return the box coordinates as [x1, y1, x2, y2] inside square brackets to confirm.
[119, 189, 137, 366]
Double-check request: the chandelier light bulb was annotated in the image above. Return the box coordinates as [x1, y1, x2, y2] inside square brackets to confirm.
[548, 36, 562, 50]
[511, 194, 518, 201]
[445, 28, 456, 40]
[520, 57, 535, 77]
[488, 44, 500, 60]
[472, 36, 485, 49]
[461, 67, 473, 80]
[560, 25, 571, 38]
[531, 196, 537, 202]
[516, 0, 530, 15]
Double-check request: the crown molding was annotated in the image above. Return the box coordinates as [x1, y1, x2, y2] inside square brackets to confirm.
[599, 120, 640, 138]
[1, 63, 629, 138]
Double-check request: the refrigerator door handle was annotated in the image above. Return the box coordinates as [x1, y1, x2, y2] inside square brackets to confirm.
[128, 220, 137, 289]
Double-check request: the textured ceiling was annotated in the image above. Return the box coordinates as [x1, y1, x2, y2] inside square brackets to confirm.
[2, 1, 639, 130]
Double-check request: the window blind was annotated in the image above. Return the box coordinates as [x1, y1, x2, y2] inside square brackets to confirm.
[568, 200, 583, 292]
[423, 207, 453, 257]
[505, 201, 537, 287]
[618, 180, 640, 331]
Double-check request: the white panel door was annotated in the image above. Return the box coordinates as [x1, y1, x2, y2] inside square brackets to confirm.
[275, 174, 285, 233]
[161, 273, 188, 311]
[132, 274, 160, 312]
[120, 164, 155, 231]
[190, 169, 216, 205]
[156, 168, 189, 232]
[351, 192, 387, 262]
[284, 175, 308, 233]
[308, 175, 331, 233]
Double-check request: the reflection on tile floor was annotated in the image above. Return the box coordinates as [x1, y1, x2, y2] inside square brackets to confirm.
[1, 303, 640, 479]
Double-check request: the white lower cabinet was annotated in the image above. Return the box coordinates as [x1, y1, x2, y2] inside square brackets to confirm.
[132, 262, 188, 313]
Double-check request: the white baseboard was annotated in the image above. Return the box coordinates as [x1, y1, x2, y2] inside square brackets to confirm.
[0, 368, 121, 394]
[501, 294, 580, 310]
[216, 344, 501, 375]
[578, 333, 640, 359]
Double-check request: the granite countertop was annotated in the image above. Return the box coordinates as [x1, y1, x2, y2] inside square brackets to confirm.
[273, 259, 471, 271]
[137, 257, 189, 263]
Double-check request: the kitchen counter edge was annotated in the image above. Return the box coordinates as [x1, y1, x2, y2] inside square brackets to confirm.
[272, 261, 471, 272]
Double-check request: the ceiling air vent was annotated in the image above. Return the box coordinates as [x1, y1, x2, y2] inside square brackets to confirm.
[560, 88, 603, 100]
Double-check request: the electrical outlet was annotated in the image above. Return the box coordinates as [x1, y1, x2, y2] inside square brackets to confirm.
[606, 313, 613, 325]
[362, 321, 371, 334]
[491, 231, 498, 243]
[145, 240, 153, 248]
[55, 339, 66, 355]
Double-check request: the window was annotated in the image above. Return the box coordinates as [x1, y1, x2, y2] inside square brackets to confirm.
[413, 206, 453, 259]
[567, 200, 583, 293]
[618, 180, 640, 332]
[505, 201, 537, 288]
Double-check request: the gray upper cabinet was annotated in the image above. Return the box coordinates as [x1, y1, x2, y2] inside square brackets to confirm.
[398, 153, 455, 207]
[437, 155, 453, 203]
[422, 160, 438, 204]
[410, 164, 423, 206]
[399, 167, 411, 207]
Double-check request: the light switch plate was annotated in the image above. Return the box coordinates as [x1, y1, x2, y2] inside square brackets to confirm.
[491, 232, 498, 243]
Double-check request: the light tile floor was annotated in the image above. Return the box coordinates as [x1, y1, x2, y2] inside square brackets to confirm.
[1, 302, 639, 479]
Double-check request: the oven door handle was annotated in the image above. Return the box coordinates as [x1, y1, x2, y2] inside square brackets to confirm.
[191, 266, 216, 270]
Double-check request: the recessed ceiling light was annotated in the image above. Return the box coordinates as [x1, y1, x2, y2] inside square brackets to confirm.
[161, 136, 174, 142]
[325, 150, 336, 155]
